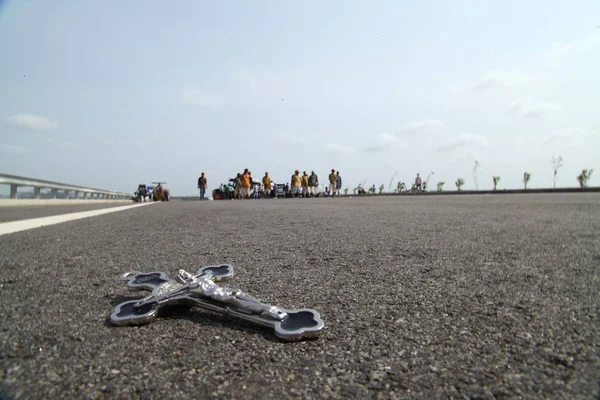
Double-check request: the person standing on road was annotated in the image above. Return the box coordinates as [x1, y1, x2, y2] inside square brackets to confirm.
[291, 170, 302, 198]
[301, 171, 310, 198]
[233, 173, 242, 199]
[328, 169, 337, 198]
[336, 171, 342, 197]
[247, 170, 254, 197]
[262, 172, 271, 199]
[198, 173, 207, 200]
[308, 171, 319, 197]
[415, 174, 422, 191]
[240, 169, 251, 199]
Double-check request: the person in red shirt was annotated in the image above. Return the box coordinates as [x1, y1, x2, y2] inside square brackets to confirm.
[198, 173, 207, 200]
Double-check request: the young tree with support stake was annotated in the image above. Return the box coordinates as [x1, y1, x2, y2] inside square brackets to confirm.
[455, 178, 465, 191]
[551, 155, 563, 189]
[424, 171, 434, 192]
[523, 172, 531, 190]
[576, 169, 593, 188]
[493, 176, 500, 191]
[388, 171, 399, 193]
[472, 161, 480, 190]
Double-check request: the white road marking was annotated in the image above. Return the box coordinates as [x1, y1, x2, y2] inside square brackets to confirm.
[0, 202, 156, 236]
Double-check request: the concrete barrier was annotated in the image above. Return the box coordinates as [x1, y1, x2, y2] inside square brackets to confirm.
[0, 199, 132, 207]
[0, 173, 131, 200]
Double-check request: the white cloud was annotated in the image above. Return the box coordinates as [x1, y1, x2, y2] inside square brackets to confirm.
[231, 63, 260, 90]
[41, 137, 79, 150]
[546, 33, 600, 59]
[507, 97, 560, 120]
[472, 69, 533, 91]
[541, 127, 593, 150]
[365, 132, 405, 153]
[449, 150, 482, 165]
[0, 144, 28, 154]
[508, 126, 599, 156]
[323, 143, 353, 153]
[58, 141, 78, 149]
[230, 62, 316, 93]
[398, 119, 443, 134]
[181, 89, 223, 107]
[6, 114, 57, 131]
[437, 133, 488, 152]
[278, 136, 309, 147]
[132, 134, 161, 148]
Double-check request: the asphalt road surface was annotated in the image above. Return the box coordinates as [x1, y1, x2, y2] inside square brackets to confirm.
[0, 203, 131, 223]
[1, 194, 599, 399]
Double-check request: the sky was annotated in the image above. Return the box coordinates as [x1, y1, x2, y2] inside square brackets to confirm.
[0, 0, 599, 195]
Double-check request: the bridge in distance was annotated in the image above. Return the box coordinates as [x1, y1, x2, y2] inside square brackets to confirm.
[1, 191, 599, 399]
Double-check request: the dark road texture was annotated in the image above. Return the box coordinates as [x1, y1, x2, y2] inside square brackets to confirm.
[1, 194, 599, 399]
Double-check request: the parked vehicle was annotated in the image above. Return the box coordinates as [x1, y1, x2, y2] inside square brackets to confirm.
[132, 184, 149, 202]
[276, 184, 286, 198]
[152, 182, 170, 201]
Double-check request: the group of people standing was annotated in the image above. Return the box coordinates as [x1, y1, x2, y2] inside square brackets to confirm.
[222, 169, 257, 199]
[288, 169, 342, 198]
[198, 169, 344, 200]
[198, 170, 426, 199]
[329, 169, 343, 197]
[198, 169, 259, 200]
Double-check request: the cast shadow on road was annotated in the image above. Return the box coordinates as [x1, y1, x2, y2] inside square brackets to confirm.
[104, 295, 285, 343]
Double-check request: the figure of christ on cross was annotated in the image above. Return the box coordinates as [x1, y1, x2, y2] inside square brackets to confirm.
[176, 269, 288, 321]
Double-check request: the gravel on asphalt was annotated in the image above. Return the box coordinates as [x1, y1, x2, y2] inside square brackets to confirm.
[1, 194, 599, 399]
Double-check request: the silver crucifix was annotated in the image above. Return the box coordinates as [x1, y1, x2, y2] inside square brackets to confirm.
[110, 264, 324, 341]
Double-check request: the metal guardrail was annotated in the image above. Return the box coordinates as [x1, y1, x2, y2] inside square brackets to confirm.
[0, 173, 131, 200]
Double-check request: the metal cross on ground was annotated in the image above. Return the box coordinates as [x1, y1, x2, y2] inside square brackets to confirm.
[110, 264, 325, 341]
